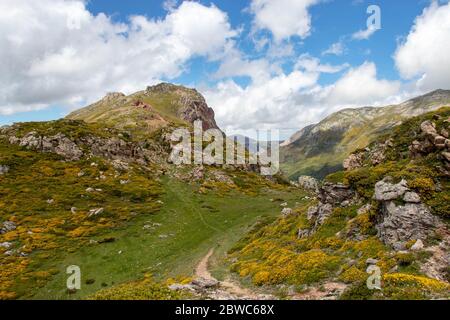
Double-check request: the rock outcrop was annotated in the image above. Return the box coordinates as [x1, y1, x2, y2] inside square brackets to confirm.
[373, 177, 441, 250]
[298, 176, 319, 192]
[146, 83, 219, 131]
[409, 119, 450, 173]
[9, 132, 83, 161]
[3, 127, 167, 166]
[300, 182, 355, 238]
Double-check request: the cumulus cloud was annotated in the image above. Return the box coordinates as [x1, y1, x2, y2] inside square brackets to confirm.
[295, 54, 349, 74]
[394, 1, 450, 91]
[324, 62, 401, 107]
[204, 60, 401, 137]
[0, 0, 237, 115]
[250, 0, 318, 41]
[204, 70, 319, 134]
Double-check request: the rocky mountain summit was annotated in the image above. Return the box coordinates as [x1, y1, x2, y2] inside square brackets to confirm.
[281, 89, 450, 180]
[67, 83, 219, 137]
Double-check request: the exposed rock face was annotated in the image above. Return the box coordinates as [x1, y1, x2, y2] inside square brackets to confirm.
[4, 127, 166, 165]
[409, 120, 450, 172]
[83, 136, 150, 164]
[178, 94, 219, 131]
[298, 176, 319, 192]
[343, 139, 393, 171]
[343, 153, 363, 171]
[302, 182, 355, 238]
[373, 179, 409, 201]
[9, 132, 83, 161]
[146, 83, 219, 130]
[318, 182, 355, 206]
[373, 177, 441, 250]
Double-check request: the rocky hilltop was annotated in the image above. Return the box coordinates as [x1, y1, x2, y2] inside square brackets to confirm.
[67, 83, 219, 137]
[281, 89, 450, 180]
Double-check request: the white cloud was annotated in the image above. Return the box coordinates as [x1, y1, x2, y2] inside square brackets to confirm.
[0, 0, 237, 115]
[163, 0, 178, 12]
[352, 25, 377, 40]
[250, 0, 319, 41]
[295, 54, 349, 74]
[204, 61, 401, 136]
[394, 2, 450, 91]
[324, 62, 401, 107]
[213, 49, 278, 84]
[204, 70, 319, 133]
[322, 41, 345, 56]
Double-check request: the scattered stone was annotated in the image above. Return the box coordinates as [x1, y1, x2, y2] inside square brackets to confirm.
[280, 208, 292, 217]
[88, 208, 104, 217]
[280, 202, 288, 207]
[111, 159, 130, 172]
[0, 242, 12, 249]
[85, 187, 94, 192]
[169, 284, 194, 291]
[357, 203, 371, 215]
[0, 165, 10, 175]
[1, 221, 17, 234]
[4, 250, 15, 256]
[120, 180, 129, 185]
[77, 171, 85, 177]
[71, 207, 77, 214]
[46, 199, 54, 204]
[297, 229, 310, 239]
[411, 239, 425, 251]
[191, 277, 219, 289]
[366, 258, 379, 265]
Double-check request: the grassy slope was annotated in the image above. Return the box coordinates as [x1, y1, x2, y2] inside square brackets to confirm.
[231, 108, 450, 300]
[31, 179, 302, 299]
[281, 114, 400, 180]
[0, 133, 303, 299]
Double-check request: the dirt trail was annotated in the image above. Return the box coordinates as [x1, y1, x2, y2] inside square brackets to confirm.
[194, 249, 273, 299]
[194, 249, 346, 300]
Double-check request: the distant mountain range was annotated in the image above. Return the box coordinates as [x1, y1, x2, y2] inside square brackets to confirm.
[280, 89, 450, 179]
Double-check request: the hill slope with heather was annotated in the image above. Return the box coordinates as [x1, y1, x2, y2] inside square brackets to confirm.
[0, 84, 300, 300]
[230, 107, 449, 300]
[281, 89, 450, 180]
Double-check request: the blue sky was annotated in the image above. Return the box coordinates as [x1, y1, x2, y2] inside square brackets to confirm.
[0, 0, 449, 138]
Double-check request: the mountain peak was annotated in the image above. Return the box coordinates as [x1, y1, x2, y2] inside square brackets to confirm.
[281, 89, 450, 179]
[66, 83, 219, 137]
